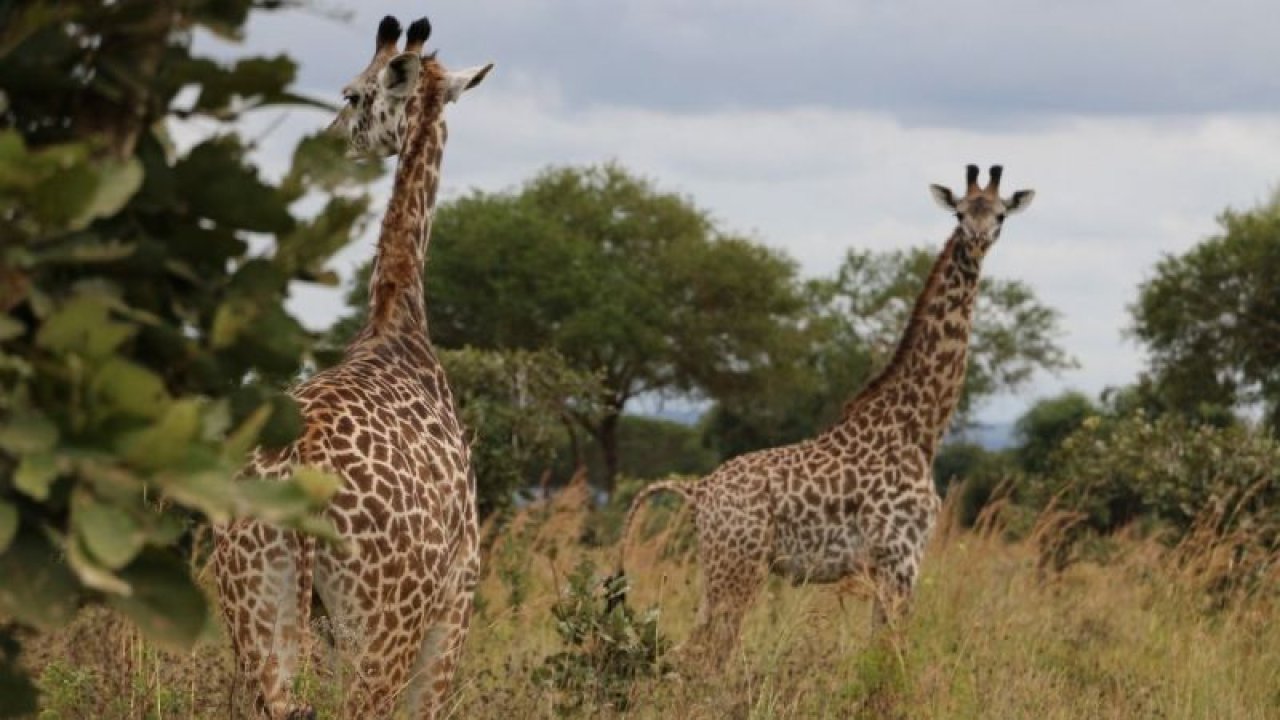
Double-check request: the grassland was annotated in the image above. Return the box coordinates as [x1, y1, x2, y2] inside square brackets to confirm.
[20, 481, 1280, 719]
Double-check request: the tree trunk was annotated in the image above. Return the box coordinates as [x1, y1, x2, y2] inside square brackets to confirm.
[596, 409, 621, 495]
[72, 0, 178, 159]
[562, 415, 586, 472]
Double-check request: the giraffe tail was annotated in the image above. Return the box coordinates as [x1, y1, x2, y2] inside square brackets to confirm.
[605, 475, 696, 613]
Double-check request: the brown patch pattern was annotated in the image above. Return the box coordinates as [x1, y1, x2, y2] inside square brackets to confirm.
[213, 17, 478, 720]
[618, 166, 1034, 666]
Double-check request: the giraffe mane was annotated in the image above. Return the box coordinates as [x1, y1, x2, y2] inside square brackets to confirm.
[840, 229, 962, 421]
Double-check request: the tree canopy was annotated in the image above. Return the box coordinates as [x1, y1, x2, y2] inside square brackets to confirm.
[333, 163, 812, 489]
[0, 0, 376, 707]
[703, 247, 1074, 458]
[1131, 194, 1280, 430]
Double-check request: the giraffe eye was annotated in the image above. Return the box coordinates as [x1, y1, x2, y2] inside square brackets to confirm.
[996, 213, 1006, 222]
[344, 93, 359, 106]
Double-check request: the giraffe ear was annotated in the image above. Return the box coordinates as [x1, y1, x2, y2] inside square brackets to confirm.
[1005, 189, 1036, 215]
[444, 63, 494, 103]
[929, 184, 957, 211]
[382, 52, 422, 98]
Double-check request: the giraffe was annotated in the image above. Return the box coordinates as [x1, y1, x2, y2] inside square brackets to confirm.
[613, 165, 1035, 665]
[212, 16, 493, 719]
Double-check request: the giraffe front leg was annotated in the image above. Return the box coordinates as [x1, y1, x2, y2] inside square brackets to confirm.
[868, 529, 931, 630]
[868, 486, 938, 630]
[214, 522, 316, 719]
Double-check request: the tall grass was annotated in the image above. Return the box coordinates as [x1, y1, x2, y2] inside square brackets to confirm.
[19, 480, 1280, 719]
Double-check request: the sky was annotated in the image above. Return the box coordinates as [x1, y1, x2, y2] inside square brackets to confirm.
[194, 0, 1280, 425]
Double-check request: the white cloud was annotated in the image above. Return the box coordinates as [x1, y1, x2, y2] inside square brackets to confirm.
[187, 3, 1280, 424]
[244, 82, 1280, 424]
[212, 1, 1280, 119]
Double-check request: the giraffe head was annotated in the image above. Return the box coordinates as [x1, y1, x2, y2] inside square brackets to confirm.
[929, 165, 1034, 260]
[330, 15, 494, 157]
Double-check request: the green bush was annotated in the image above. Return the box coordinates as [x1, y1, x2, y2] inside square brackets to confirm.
[1032, 411, 1280, 540]
[533, 557, 670, 714]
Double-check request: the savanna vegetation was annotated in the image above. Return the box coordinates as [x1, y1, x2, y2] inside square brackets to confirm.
[3, 1, 1279, 718]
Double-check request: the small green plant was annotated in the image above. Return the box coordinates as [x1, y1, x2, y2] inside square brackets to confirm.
[533, 557, 669, 714]
[495, 528, 532, 613]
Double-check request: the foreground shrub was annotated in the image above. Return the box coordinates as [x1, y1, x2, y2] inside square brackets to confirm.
[532, 557, 669, 714]
[1028, 411, 1280, 591]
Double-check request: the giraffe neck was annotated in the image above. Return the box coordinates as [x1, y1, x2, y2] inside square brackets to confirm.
[358, 65, 447, 344]
[840, 228, 982, 453]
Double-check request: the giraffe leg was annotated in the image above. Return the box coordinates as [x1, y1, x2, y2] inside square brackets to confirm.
[869, 542, 920, 630]
[320, 580, 430, 719]
[873, 502, 938, 628]
[686, 529, 767, 670]
[406, 545, 478, 719]
[214, 522, 315, 720]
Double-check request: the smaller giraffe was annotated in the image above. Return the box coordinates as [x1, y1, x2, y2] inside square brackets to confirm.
[614, 165, 1035, 666]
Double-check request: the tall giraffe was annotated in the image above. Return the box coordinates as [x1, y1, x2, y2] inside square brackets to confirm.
[213, 16, 493, 719]
[615, 165, 1035, 664]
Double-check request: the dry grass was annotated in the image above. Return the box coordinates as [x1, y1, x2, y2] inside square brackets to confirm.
[20, 484, 1280, 719]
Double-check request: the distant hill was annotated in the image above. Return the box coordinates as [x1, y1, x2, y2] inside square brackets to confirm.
[634, 406, 1018, 452]
[950, 422, 1017, 451]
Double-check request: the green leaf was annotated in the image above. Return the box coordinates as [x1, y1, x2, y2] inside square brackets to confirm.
[65, 534, 132, 596]
[210, 297, 257, 350]
[223, 402, 272, 460]
[0, 315, 23, 342]
[107, 550, 208, 651]
[173, 138, 293, 233]
[0, 501, 16, 554]
[35, 294, 136, 360]
[72, 492, 144, 570]
[34, 236, 137, 265]
[290, 514, 341, 543]
[117, 398, 202, 470]
[13, 452, 57, 500]
[259, 392, 303, 448]
[90, 357, 170, 419]
[0, 527, 79, 628]
[293, 465, 340, 504]
[76, 455, 144, 502]
[141, 513, 187, 547]
[22, 152, 143, 231]
[236, 477, 310, 521]
[155, 465, 236, 523]
[0, 412, 57, 455]
[67, 158, 144, 230]
[280, 132, 382, 200]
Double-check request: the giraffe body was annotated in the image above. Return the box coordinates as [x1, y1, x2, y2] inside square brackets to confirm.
[213, 16, 492, 719]
[618, 165, 1035, 664]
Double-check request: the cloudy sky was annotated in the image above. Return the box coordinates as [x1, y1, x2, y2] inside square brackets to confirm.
[197, 0, 1280, 425]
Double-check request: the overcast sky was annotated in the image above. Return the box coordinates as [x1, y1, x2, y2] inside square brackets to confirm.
[196, 1, 1280, 424]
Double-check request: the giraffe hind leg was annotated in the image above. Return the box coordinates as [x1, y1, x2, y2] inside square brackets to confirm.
[406, 550, 478, 719]
[214, 522, 315, 720]
[685, 531, 767, 671]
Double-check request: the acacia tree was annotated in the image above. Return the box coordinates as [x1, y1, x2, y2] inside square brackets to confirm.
[1131, 194, 1280, 430]
[332, 164, 810, 490]
[438, 348, 604, 517]
[0, 1, 376, 709]
[703, 247, 1073, 458]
